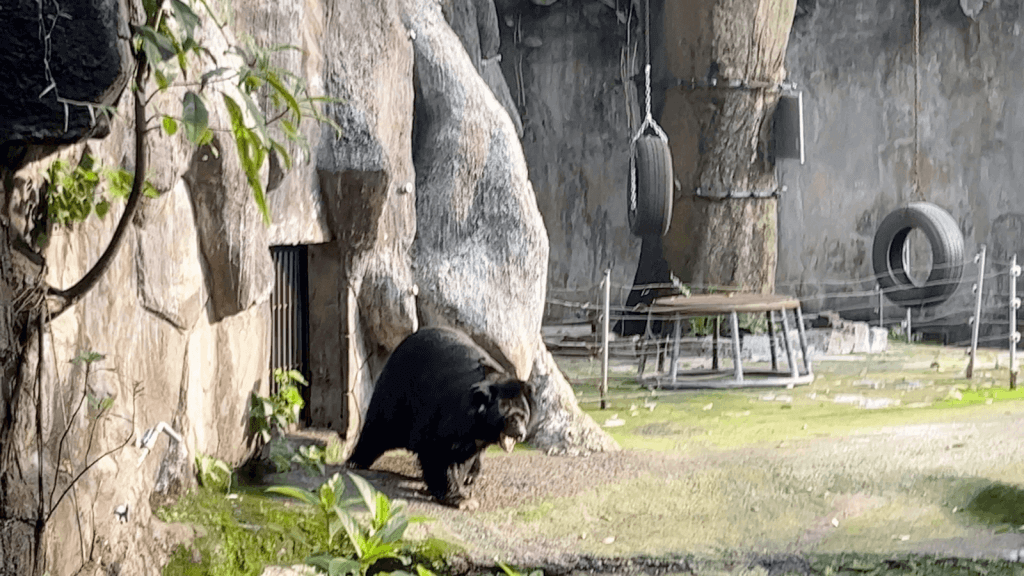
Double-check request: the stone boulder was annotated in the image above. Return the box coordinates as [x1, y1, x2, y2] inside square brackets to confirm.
[403, 0, 549, 379]
[308, 0, 419, 441]
[0, 0, 131, 144]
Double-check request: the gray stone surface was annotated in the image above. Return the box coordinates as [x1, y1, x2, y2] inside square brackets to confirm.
[404, 0, 549, 379]
[529, 341, 620, 454]
[184, 137, 275, 322]
[134, 180, 207, 330]
[310, 0, 418, 440]
[778, 0, 1024, 328]
[495, 2, 641, 317]
[481, 56, 524, 137]
[475, 0, 501, 59]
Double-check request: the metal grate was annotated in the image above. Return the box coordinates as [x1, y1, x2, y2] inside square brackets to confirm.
[269, 245, 310, 420]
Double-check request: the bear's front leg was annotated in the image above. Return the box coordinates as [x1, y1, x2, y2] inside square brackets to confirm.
[461, 452, 482, 486]
[420, 455, 479, 511]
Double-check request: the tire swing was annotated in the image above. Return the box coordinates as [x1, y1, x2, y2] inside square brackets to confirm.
[871, 0, 964, 308]
[627, 0, 673, 237]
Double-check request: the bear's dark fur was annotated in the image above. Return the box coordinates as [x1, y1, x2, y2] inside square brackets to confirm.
[347, 326, 533, 509]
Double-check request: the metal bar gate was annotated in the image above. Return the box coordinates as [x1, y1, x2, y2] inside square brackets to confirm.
[269, 246, 311, 421]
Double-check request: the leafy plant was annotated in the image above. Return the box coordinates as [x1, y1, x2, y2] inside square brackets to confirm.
[267, 472, 433, 576]
[195, 452, 233, 493]
[250, 368, 309, 444]
[293, 444, 327, 476]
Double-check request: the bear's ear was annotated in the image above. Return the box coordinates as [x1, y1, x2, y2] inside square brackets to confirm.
[491, 378, 526, 399]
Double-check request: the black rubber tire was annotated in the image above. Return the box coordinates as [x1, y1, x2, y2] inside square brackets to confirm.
[871, 202, 965, 307]
[628, 135, 673, 237]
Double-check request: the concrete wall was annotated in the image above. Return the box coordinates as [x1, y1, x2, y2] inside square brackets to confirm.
[497, 0, 643, 318]
[778, 0, 1024, 339]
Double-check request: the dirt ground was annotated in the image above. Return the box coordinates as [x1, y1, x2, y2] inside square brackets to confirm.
[268, 343, 1024, 575]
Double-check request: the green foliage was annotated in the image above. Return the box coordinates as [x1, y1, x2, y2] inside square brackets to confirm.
[267, 472, 435, 576]
[250, 368, 309, 445]
[159, 487, 327, 576]
[44, 0, 337, 232]
[44, 153, 160, 230]
[195, 452, 233, 493]
[293, 444, 327, 476]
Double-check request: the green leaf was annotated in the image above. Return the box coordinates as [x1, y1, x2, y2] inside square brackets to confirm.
[169, 0, 200, 41]
[379, 515, 408, 544]
[285, 369, 308, 386]
[349, 472, 378, 518]
[200, 67, 232, 89]
[327, 557, 361, 576]
[181, 91, 209, 145]
[265, 485, 319, 506]
[334, 508, 364, 555]
[223, 93, 270, 224]
[136, 25, 177, 62]
[265, 69, 302, 121]
[162, 116, 178, 136]
[95, 199, 110, 219]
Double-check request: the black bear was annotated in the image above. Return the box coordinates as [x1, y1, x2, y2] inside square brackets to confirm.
[347, 326, 533, 510]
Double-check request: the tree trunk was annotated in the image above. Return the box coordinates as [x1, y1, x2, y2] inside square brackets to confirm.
[657, 0, 796, 291]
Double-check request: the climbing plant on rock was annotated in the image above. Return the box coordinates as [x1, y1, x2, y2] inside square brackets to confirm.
[43, 0, 336, 317]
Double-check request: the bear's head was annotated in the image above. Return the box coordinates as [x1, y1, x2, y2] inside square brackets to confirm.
[472, 376, 535, 452]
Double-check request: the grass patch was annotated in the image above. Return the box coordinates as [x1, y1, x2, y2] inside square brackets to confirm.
[158, 487, 326, 576]
[563, 343, 1024, 454]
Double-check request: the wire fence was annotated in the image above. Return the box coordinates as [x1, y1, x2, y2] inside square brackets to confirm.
[543, 247, 1023, 401]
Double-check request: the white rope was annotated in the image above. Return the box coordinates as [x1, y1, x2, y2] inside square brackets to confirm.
[629, 0, 670, 214]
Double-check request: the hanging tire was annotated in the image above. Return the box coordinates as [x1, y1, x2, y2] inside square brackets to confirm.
[628, 135, 673, 237]
[871, 202, 964, 307]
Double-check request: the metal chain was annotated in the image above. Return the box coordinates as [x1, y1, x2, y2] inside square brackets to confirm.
[913, 0, 924, 202]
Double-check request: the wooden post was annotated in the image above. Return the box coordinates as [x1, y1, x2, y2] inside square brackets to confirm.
[600, 268, 610, 409]
[1011, 254, 1020, 390]
[966, 245, 987, 379]
[766, 311, 778, 371]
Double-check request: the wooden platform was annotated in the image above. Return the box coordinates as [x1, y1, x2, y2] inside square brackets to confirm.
[639, 293, 813, 389]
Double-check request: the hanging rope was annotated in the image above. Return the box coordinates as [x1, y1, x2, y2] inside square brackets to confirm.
[912, 0, 924, 202]
[629, 0, 670, 214]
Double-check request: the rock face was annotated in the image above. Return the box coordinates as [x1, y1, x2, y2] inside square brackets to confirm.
[404, 0, 549, 379]
[495, 1, 642, 316]
[306, 0, 418, 441]
[0, 0, 620, 573]
[0, 0, 132, 144]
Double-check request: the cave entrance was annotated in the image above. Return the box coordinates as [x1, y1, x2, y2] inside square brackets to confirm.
[269, 245, 312, 425]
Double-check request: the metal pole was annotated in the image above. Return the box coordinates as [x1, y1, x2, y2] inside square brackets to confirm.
[967, 244, 987, 379]
[795, 305, 812, 375]
[877, 284, 884, 330]
[729, 311, 744, 382]
[905, 307, 912, 343]
[780, 309, 799, 379]
[670, 316, 681, 387]
[1011, 254, 1020, 390]
[601, 268, 610, 409]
